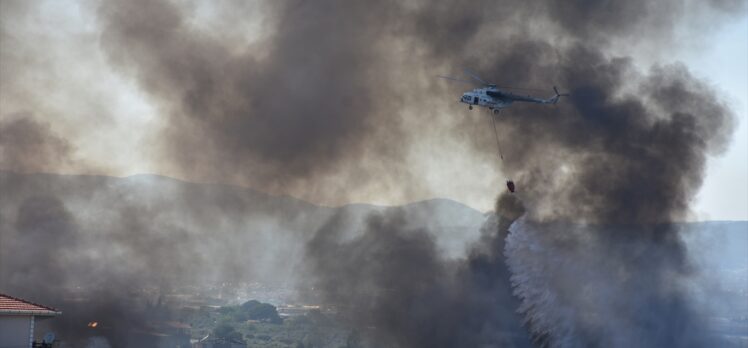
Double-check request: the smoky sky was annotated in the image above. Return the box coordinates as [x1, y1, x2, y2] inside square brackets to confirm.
[1, 0, 744, 347]
[0, 0, 742, 207]
[96, 0, 410, 198]
[87, 0, 740, 209]
[0, 115, 76, 173]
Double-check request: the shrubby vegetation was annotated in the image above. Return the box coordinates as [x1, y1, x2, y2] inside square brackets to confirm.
[188, 300, 360, 348]
[216, 300, 283, 324]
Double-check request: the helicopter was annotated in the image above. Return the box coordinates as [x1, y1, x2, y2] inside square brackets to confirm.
[438, 69, 568, 114]
[438, 70, 569, 193]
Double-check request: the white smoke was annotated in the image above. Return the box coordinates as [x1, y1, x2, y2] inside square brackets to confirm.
[504, 216, 716, 348]
[505, 216, 583, 347]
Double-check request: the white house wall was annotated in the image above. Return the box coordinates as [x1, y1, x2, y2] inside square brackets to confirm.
[0, 316, 31, 348]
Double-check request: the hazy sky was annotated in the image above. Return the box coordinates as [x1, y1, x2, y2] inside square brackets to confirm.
[684, 16, 748, 221]
[1, 1, 746, 220]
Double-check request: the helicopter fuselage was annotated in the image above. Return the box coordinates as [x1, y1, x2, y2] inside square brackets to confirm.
[460, 88, 513, 111]
[459, 85, 562, 113]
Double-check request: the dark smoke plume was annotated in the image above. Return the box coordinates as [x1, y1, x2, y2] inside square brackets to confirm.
[266, 1, 736, 347]
[0, 115, 76, 173]
[0, 172, 331, 346]
[0, 173, 483, 347]
[304, 193, 529, 348]
[97, 0, 414, 202]
[91, 0, 741, 205]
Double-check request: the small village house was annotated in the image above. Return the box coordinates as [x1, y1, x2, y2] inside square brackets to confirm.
[0, 293, 61, 348]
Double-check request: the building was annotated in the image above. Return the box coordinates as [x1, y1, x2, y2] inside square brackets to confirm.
[0, 293, 61, 348]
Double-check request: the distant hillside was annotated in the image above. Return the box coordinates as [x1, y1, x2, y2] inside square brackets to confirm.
[1, 172, 745, 346]
[1, 171, 744, 289]
[0, 172, 487, 290]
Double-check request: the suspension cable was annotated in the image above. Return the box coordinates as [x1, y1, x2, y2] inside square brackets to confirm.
[490, 112, 504, 160]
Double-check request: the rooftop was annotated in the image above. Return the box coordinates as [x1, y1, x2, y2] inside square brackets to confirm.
[0, 293, 61, 316]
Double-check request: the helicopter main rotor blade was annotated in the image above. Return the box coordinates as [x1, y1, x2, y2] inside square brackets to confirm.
[437, 75, 475, 85]
[463, 68, 489, 85]
[494, 85, 552, 93]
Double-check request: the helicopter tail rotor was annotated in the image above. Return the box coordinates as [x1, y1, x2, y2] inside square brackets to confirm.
[549, 86, 570, 104]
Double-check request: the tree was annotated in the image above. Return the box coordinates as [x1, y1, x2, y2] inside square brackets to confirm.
[212, 323, 244, 342]
[241, 300, 283, 323]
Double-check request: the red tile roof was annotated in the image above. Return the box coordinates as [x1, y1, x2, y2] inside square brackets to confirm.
[0, 293, 61, 316]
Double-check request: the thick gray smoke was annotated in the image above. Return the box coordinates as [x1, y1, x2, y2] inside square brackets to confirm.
[283, 1, 735, 347]
[96, 0, 413, 201]
[304, 193, 528, 347]
[0, 172, 321, 346]
[91, 0, 741, 207]
[0, 116, 76, 173]
[483, 30, 737, 348]
[505, 219, 716, 347]
[1, 0, 743, 347]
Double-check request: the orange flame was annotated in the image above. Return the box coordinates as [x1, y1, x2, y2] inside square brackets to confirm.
[87, 322, 98, 328]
